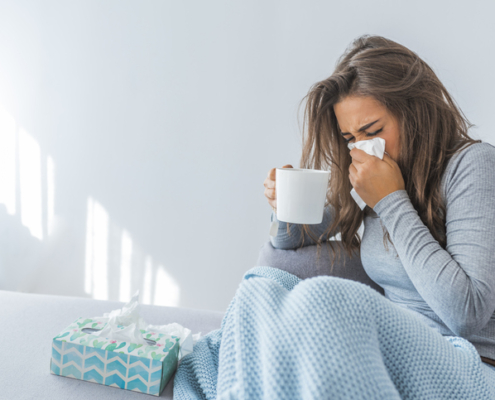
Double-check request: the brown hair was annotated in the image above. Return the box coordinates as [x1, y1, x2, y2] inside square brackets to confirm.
[286, 34, 481, 271]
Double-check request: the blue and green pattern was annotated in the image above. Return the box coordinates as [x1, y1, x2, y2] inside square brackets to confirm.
[50, 317, 181, 396]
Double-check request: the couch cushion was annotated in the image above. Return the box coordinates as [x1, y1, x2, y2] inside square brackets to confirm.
[0, 290, 224, 400]
[256, 240, 384, 295]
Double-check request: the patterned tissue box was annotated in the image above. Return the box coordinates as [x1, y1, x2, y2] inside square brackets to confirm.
[50, 317, 181, 396]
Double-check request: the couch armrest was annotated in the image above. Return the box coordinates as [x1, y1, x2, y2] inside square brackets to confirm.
[256, 240, 384, 295]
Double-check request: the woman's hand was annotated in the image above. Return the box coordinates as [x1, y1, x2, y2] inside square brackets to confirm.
[348, 149, 405, 209]
[264, 165, 293, 211]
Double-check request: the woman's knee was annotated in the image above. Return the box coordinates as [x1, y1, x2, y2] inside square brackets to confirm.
[297, 275, 379, 310]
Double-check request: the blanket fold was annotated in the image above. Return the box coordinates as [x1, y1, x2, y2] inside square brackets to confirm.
[174, 266, 495, 399]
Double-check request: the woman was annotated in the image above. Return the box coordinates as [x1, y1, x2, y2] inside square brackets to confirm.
[174, 35, 495, 399]
[265, 35, 495, 378]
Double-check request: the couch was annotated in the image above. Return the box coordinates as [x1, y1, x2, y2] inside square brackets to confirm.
[0, 240, 380, 399]
[256, 240, 384, 295]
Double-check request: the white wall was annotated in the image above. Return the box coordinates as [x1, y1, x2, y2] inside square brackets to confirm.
[0, 0, 493, 312]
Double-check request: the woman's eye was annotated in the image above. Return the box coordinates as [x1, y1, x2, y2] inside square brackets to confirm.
[343, 128, 383, 143]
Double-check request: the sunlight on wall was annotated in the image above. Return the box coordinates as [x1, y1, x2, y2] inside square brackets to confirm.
[119, 229, 132, 302]
[84, 195, 181, 306]
[0, 106, 60, 294]
[47, 156, 55, 236]
[84, 198, 94, 294]
[0, 107, 16, 215]
[142, 255, 153, 305]
[0, 106, 56, 240]
[84, 197, 109, 300]
[0, 106, 180, 306]
[154, 265, 180, 307]
[19, 128, 43, 240]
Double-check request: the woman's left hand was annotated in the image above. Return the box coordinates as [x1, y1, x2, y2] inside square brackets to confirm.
[348, 148, 405, 209]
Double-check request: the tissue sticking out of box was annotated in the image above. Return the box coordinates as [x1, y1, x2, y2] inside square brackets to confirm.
[347, 137, 386, 210]
[89, 290, 198, 360]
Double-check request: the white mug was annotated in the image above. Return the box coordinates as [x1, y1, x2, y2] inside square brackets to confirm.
[276, 168, 331, 224]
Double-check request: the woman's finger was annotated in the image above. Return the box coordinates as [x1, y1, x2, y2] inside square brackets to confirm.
[265, 188, 276, 200]
[268, 168, 276, 180]
[264, 178, 275, 189]
[349, 163, 357, 182]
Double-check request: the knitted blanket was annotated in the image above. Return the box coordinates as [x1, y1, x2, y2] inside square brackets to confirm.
[173, 266, 495, 399]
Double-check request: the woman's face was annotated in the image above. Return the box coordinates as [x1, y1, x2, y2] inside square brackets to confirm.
[333, 95, 400, 161]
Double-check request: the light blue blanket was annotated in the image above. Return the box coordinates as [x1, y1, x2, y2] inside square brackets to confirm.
[173, 267, 495, 399]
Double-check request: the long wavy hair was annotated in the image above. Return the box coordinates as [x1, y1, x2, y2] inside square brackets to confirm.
[285, 34, 481, 271]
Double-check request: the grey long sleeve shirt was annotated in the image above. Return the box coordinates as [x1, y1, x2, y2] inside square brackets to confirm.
[270, 142, 495, 360]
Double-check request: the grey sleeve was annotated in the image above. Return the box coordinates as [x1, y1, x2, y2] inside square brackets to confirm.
[269, 205, 338, 250]
[373, 143, 495, 338]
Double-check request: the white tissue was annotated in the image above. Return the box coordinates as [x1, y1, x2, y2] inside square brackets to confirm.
[90, 291, 199, 360]
[347, 137, 386, 210]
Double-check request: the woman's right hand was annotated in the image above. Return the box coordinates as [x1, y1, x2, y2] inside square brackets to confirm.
[264, 164, 293, 211]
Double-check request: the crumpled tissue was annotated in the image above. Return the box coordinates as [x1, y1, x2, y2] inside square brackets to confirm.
[347, 137, 386, 210]
[89, 291, 201, 361]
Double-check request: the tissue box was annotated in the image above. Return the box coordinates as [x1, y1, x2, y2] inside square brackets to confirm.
[50, 317, 181, 396]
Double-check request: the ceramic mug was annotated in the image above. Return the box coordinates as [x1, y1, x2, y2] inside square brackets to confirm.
[275, 168, 331, 224]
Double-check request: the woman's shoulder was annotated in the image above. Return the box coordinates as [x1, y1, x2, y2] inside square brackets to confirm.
[445, 141, 495, 174]
[442, 141, 495, 199]
[451, 140, 495, 159]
